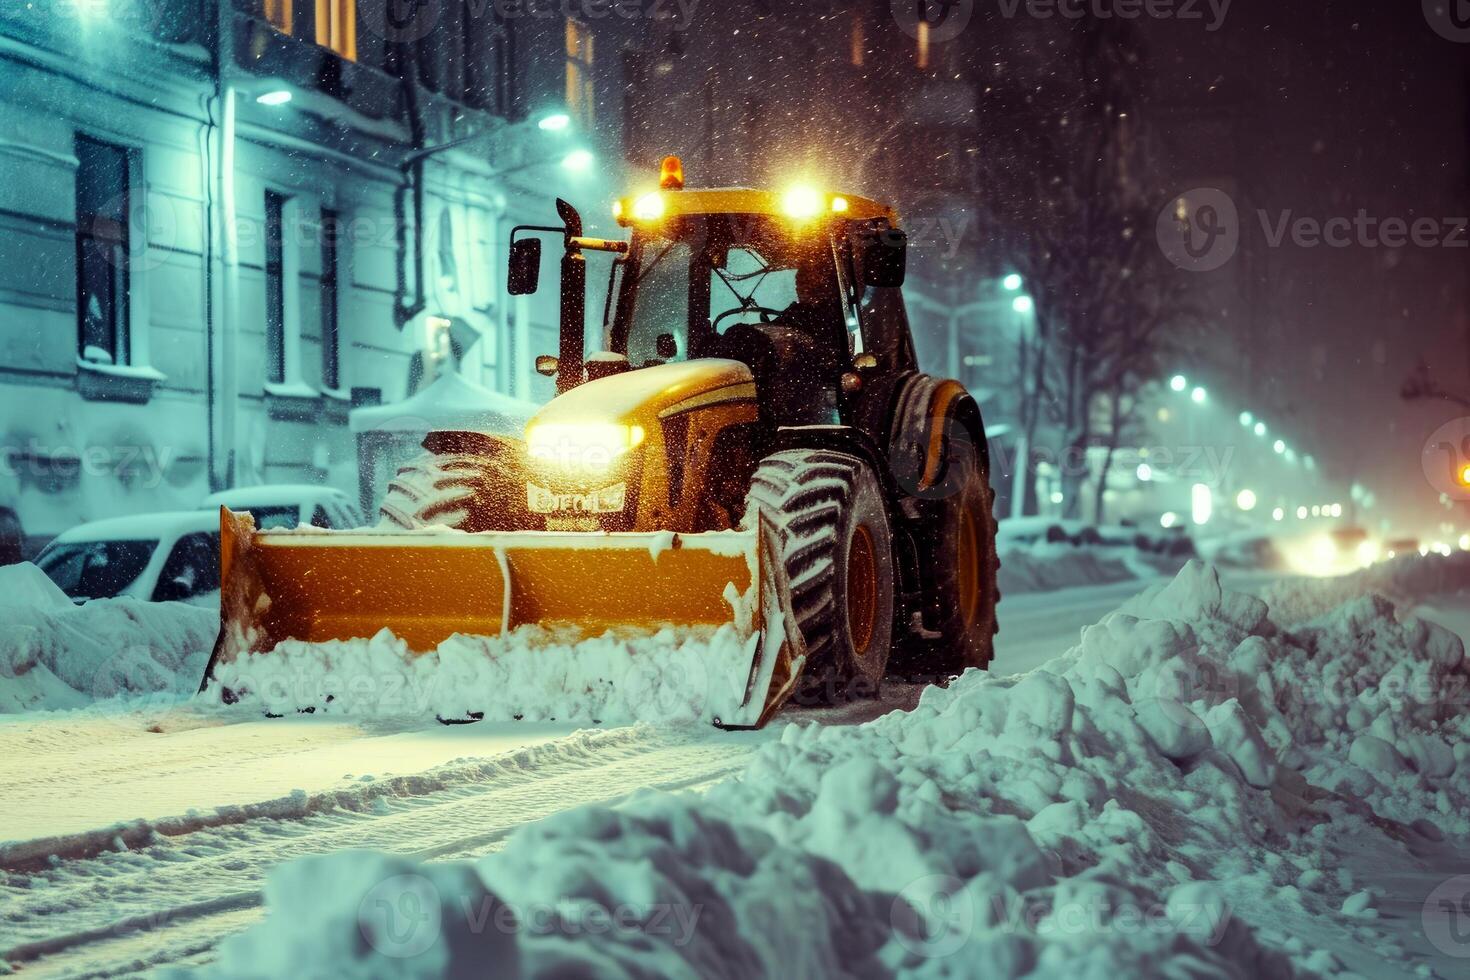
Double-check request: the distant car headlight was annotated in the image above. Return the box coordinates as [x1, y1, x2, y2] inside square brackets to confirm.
[527, 422, 645, 473]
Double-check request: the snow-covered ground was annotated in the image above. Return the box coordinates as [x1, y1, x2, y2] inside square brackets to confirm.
[4, 555, 1470, 976]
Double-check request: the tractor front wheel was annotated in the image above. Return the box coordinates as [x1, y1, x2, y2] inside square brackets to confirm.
[745, 449, 895, 703]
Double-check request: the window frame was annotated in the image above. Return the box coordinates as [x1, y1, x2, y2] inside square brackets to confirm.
[74, 135, 133, 366]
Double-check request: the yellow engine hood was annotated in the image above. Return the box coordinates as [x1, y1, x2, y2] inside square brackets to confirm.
[529, 358, 756, 429]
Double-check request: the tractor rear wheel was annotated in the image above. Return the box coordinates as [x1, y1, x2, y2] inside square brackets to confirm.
[378, 450, 524, 532]
[914, 440, 1000, 678]
[745, 449, 894, 703]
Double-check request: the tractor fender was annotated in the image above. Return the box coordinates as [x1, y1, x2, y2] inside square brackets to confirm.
[887, 374, 991, 497]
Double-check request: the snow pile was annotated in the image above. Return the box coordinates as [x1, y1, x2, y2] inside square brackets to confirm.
[0, 563, 218, 714]
[193, 560, 1470, 978]
[208, 624, 764, 726]
[1259, 550, 1470, 625]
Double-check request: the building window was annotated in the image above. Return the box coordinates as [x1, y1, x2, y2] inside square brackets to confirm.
[75, 136, 131, 365]
[263, 0, 292, 33]
[321, 209, 341, 390]
[264, 0, 354, 61]
[315, 0, 356, 61]
[265, 191, 287, 384]
[566, 19, 595, 129]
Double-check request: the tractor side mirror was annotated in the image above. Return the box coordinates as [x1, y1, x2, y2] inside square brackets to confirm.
[860, 229, 907, 288]
[508, 238, 542, 295]
[655, 333, 678, 360]
[535, 355, 559, 377]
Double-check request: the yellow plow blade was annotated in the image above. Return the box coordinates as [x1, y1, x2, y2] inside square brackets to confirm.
[204, 508, 805, 728]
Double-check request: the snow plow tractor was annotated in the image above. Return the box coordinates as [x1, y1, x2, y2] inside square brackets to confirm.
[204, 159, 999, 727]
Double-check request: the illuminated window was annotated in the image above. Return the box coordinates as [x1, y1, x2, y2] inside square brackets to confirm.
[263, 0, 292, 33]
[315, 0, 356, 61]
[566, 19, 595, 129]
[263, 0, 354, 62]
[917, 20, 930, 70]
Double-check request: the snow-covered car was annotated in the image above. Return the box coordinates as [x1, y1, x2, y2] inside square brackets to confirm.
[33, 511, 222, 605]
[201, 485, 365, 531]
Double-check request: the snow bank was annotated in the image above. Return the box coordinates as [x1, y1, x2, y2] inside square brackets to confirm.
[194, 560, 1470, 978]
[207, 624, 763, 726]
[997, 541, 1185, 595]
[1259, 549, 1470, 625]
[0, 563, 218, 714]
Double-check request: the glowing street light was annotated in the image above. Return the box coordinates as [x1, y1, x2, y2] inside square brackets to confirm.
[537, 111, 571, 131]
[1191, 483, 1213, 526]
[1136, 463, 1153, 482]
[1239, 411, 1253, 427]
[1236, 489, 1257, 511]
[1002, 273, 1023, 291]
[1272, 507, 1285, 521]
[1169, 375, 1188, 392]
[1012, 295, 1034, 314]
[1254, 422, 1266, 437]
[1273, 439, 1286, 454]
[1191, 386, 1207, 404]
[1296, 505, 1309, 519]
[1160, 511, 1179, 529]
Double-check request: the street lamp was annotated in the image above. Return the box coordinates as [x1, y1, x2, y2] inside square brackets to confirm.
[1236, 488, 1257, 511]
[1239, 411, 1253, 427]
[1011, 295, 1034, 314]
[1191, 386, 1207, 404]
[1002, 273, 1023, 291]
[1273, 439, 1286, 454]
[537, 111, 572, 132]
[1169, 375, 1187, 392]
[1254, 421, 1266, 437]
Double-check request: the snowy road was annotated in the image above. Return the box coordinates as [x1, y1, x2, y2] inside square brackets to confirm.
[0, 571, 1367, 976]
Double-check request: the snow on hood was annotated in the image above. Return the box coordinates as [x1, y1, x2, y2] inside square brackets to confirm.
[190, 560, 1470, 978]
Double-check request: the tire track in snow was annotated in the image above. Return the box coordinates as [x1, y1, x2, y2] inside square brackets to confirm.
[1, 728, 759, 976]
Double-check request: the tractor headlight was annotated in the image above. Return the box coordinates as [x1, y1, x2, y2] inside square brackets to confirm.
[527, 422, 645, 473]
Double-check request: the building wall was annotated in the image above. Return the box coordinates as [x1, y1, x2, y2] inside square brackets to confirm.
[0, 1, 623, 540]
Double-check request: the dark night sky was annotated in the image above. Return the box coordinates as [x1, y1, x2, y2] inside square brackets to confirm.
[1143, 0, 1470, 529]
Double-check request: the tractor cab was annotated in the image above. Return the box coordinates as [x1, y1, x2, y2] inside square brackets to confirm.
[507, 159, 918, 431]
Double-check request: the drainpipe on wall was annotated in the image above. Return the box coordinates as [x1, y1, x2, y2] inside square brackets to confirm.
[207, 0, 239, 491]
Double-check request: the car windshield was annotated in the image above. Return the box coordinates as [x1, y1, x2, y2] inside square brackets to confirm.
[612, 216, 838, 366]
[37, 539, 157, 600]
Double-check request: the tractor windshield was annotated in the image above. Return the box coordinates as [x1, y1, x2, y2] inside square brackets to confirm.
[610, 215, 845, 366]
